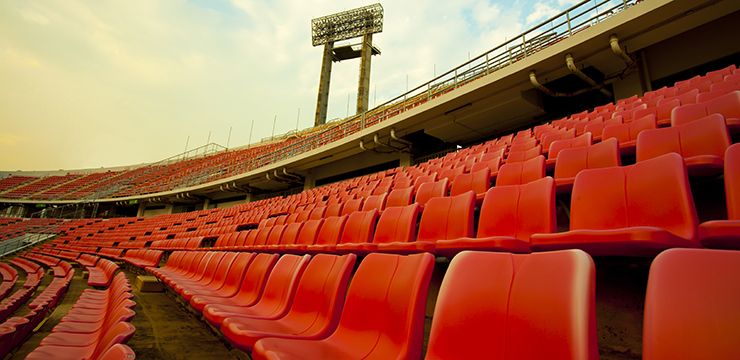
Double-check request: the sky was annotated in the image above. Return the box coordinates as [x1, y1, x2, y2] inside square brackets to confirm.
[0, 0, 582, 172]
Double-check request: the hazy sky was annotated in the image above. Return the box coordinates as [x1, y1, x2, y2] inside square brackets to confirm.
[0, 0, 581, 172]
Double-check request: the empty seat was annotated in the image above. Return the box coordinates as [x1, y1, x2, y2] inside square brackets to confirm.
[305, 216, 348, 254]
[546, 133, 593, 170]
[496, 155, 545, 186]
[449, 167, 490, 204]
[584, 116, 623, 142]
[602, 114, 657, 155]
[530, 153, 700, 256]
[554, 138, 621, 194]
[415, 178, 449, 207]
[378, 192, 475, 255]
[505, 146, 542, 163]
[203, 254, 311, 327]
[435, 177, 556, 257]
[698, 143, 740, 249]
[282, 219, 323, 254]
[636, 114, 731, 177]
[361, 193, 387, 212]
[251, 253, 434, 360]
[642, 248, 740, 360]
[423, 250, 597, 360]
[384, 186, 414, 208]
[334, 210, 379, 255]
[221, 254, 356, 352]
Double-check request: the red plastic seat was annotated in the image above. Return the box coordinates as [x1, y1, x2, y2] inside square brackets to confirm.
[25, 321, 135, 360]
[190, 253, 278, 313]
[602, 114, 657, 155]
[221, 254, 356, 352]
[424, 250, 597, 360]
[636, 114, 730, 177]
[334, 210, 379, 255]
[698, 143, 740, 249]
[180, 252, 254, 302]
[554, 138, 621, 194]
[415, 178, 449, 207]
[282, 219, 323, 254]
[435, 177, 556, 257]
[505, 146, 542, 163]
[305, 216, 348, 254]
[530, 153, 700, 256]
[203, 254, 310, 327]
[340, 198, 364, 216]
[584, 116, 623, 142]
[171, 252, 228, 294]
[251, 253, 434, 360]
[361, 193, 387, 212]
[385, 186, 414, 208]
[643, 248, 740, 360]
[546, 132, 593, 170]
[449, 167, 490, 204]
[379, 191, 475, 255]
[270, 222, 303, 253]
[496, 155, 545, 186]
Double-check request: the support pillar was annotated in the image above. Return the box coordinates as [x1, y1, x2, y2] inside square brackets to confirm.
[303, 170, 316, 191]
[315, 42, 334, 126]
[202, 198, 211, 211]
[137, 202, 146, 217]
[357, 33, 373, 114]
[399, 152, 414, 168]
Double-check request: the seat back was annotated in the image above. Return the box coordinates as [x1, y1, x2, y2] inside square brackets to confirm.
[362, 193, 387, 212]
[726, 144, 740, 220]
[264, 225, 286, 247]
[341, 198, 364, 216]
[571, 153, 698, 240]
[314, 216, 348, 246]
[637, 114, 730, 163]
[671, 103, 708, 126]
[279, 222, 303, 247]
[643, 248, 740, 360]
[424, 250, 597, 360]
[330, 253, 434, 359]
[218, 253, 256, 296]
[506, 146, 542, 163]
[325, 203, 343, 217]
[415, 178, 449, 207]
[339, 210, 378, 245]
[548, 133, 593, 160]
[246, 254, 311, 318]
[450, 167, 491, 197]
[477, 177, 556, 241]
[373, 204, 421, 245]
[496, 155, 545, 186]
[385, 187, 414, 208]
[555, 138, 621, 180]
[706, 90, 740, 120]
[294, 219, 324, 246]
[418, 191, 475, 243]
[232, 253, 279, 304]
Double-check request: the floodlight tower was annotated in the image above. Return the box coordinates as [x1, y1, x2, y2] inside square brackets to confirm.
[311, 3, 383, 127]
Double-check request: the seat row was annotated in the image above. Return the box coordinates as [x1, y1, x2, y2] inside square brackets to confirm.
[150, 246, 740, 360]
[25, 272, 137, 360]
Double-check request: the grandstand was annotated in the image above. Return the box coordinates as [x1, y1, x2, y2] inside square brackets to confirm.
[1, 0, 740, 359]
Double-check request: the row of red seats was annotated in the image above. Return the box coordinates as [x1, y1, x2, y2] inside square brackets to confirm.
[0, 263, 17, 300]
[24, 272, 136, 360]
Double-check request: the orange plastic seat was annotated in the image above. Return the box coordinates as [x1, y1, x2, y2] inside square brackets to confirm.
[554, 138, 621, 194]
[190, 253, 278, 313]
[602, 114, 657, 155]
[423, 250, 597, 360]
[530, 153, 700, 256]
[221, 254, 356, 352]
[361, 193, 387, 212]
[385, 186, 414, 208]
[25, 322, 135, 360]
[698, 143, 740, 249]
[378, 192, 475, 255]
[643, 248, 740, 360]
[496, 155, 545, 186]
[435, 177, 556, 257]
[415, 178, 449, 207]
[203, 254, 310, 327]
[546, 132, 593, 170]
[505, 146, 542, 163]
[180, 252, 252, 302]
[305, 216, 348, 254]
[252, 253, 434, 360]
[334, 210, 379, 255]
[282, 219, 323, 254]
[449, 167, 490, 204]
[584, 116, 623, 142]
[636, 114, 730, 177]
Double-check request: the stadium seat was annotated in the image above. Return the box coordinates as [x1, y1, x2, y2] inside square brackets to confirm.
[221, 254, 356, 352]
[449, 167, 490, 204]
[384, 186, 414, 208]
[361, 193, 387, 212]
[643, 248, 740, 360]
[251, 253, 434, 360]
[496, 155, 545, 186]
[334, 210, 379, 255]
[602, 114, 657, 155]
[305, 216, 348, 254]
[282, 219, 323, 254]
[423, 250, 597, 360]
[584, 116, 623, 142]
[698, 143, 740, 249]
[435, 177, 555, 257]
[181, 252, 254, 302]
[554, 138, 621, 194]
[636, 114, 730, 177]
[415, 178, 449, 207]
[203, 254, 310, 327]
[505, 146, 542, 163]
[530, 153, 700, 256]
[189, 253, 278, 313]
[378, 192, 475, 255]
[546, 132, 593, 170]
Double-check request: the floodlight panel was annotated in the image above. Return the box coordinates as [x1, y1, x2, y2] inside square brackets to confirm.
[311, 3, 384, 46]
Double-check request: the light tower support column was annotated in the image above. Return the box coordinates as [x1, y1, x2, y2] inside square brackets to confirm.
[315, 41, 334, 126]
[357, 33, 373, 114]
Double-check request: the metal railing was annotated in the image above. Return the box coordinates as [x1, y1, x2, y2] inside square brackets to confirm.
[0, 0, 640, 202]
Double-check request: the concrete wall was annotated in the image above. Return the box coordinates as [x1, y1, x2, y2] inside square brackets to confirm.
[644, 10, 740, 81]
[311, 150, 401, 183]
